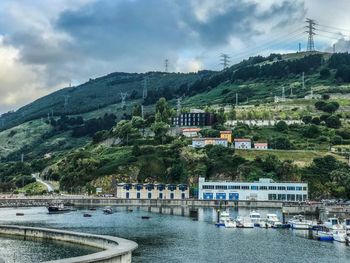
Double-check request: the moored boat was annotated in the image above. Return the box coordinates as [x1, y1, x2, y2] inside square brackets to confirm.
[288, 215, 312, 230]
[236, 216, 254, 228]
[83, 213, 92, 218]
[249, 211, 261, 227]
[103, 207, 113, 214]
[332, 229, 347, 243]
[47, 203, 74, 214]
[264, 214, 283, 228]
[324, 218, 343, 231]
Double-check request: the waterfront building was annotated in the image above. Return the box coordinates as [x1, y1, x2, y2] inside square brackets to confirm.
[172, 112, 214, 126]
[192, 138, 228, 148]
[220, 130, 232, 143]
[116, 183, 189, 200]
[198, 177, 308, 202]
[234, 138, 252, 149]
[254, 142, 268, 150]
[182, 128, 201, 138]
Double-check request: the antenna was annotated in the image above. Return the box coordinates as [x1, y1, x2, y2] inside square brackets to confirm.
[220, 53, 230, 69]
[305, 18, 316, 52]
[164, 59, 169, 72]
[120, 92, 128, 108]
[142, 76, 148, 99]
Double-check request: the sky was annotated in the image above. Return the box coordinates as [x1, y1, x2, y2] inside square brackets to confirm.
[1, 0, 350, 114]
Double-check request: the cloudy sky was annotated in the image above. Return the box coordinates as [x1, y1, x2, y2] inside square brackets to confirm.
[1, 0, 350, 113]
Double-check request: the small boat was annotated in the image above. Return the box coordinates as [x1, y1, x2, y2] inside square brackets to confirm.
[83, 213, 92, 217]
[16, 213, 24, 216]
[264, 214, 283, 228]
[332, 229, 347, 243]
[315, 231, 334, 242]
[324, 218, 343, 231]
[47, 203, 74, 214]
[236, 216, 254, 228]
[249, 211, 261, 227]
[141, 216, 151, 219]
[224, 219, 236, 228]
[342, 218, 350, 233]
[127, 209, 133, 212]
[89, 208, 96, 211]
[288, 215, 312, 230]
[103, 207, 113, 214]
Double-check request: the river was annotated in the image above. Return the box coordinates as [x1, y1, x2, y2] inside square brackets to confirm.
[0, 206, 349, 263]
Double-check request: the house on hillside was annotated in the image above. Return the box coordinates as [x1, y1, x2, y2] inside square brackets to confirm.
[182, 128, 201, 138]
[220, 130, 232, 143]
[254, 142, 268, 150]
[234, 138, 252, 149]
[172, 112, 214, 126]
[192, 138, 228, 148]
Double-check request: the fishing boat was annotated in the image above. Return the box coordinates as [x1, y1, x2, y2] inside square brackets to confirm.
[314, 229, 334, 241]
[324, 218, 343, 231]
[249, 211, 261, 227]
[288, 215, 312, 230]
[47, 203, 74, 214]
[332, 229, 347, 243]
[236, 216, 254, 228]
[342, 218, 350, 232]
[219, 211, 236, 228]
[264, 214, 283, 228]
[16, 213, 24, 216]
[141, 216, 151, 219]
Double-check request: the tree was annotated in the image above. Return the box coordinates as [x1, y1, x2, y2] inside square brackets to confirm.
[302, 125, 320, 138]
[315, 101, 327, 110]
[322, 94, 330, 100]
[114, 120, 140, 144]
[301, 115, 312, 124]
[155, 98, 172, 123]
[275, 121, 288, 132]
[323, 102, 339, 113]
[311, 117, 320, 125]
[325, 115, 341, 129]
[320, 68, 330, 79]
[215, 107, 227, 125]
[132, 104, 142, 117]
[131, 116, 145, 129]
[268, 137, 292, 150]
[151, 121, 169, 144]
[227, 105, 236, 120]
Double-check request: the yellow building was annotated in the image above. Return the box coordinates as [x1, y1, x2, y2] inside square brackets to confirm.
[220, 131, 232, 143]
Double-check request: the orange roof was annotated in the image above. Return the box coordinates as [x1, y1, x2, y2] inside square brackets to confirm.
[255, 143, 268, 146]
[220, 131, 232, 134]
[182, 128, 201, 132]
[234, 138, 251, 142]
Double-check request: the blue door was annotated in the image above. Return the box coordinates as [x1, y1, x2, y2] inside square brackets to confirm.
[159, 193, 163, 199]
[170, 193, 174, 199]
[216, 193, 226, 200]
[229, 193, 239, 200]
[126, 192, 129, 199]
[148, 192, 152, 199]
[203, 193, 213, 200]
[137, 192, 141, 199]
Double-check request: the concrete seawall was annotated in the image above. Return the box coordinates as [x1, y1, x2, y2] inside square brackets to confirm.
[0, 225, 138, 263]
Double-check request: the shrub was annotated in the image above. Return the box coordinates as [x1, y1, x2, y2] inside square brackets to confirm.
[275, 121, 288, 132]
[325, 115, 341, 129]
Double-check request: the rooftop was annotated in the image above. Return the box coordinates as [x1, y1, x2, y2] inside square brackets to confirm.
[234, 138, 251, 142]
[193, 137, 227, 141]
[182, 128, 201, 132]
[220, 131, 232, 134]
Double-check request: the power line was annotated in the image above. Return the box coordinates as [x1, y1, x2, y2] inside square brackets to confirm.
[317, 23, 350, 34]
[305, 18, 316, 52]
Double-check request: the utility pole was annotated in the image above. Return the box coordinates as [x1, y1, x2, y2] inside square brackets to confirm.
[298, 43, 301, 52]
[302, 72, 305, 89]
[141, 105, 144, 120]
[63, 95, 70, 110]
[120, 92, 128, 108]
[164, 59, 169, 73]
[282, 86, 285, 101]
[305, 18, 316, 52]
[176, 97, 182, 116]
[220, 53, 230, 70]
[236, 93, 238, 106]
[290, 85, 293, 97]
[142, 76, 148, 99]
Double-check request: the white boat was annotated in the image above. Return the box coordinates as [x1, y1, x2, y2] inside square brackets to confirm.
[219, 210, 230, 222]
[264, 214, 283, 228]
[324, 218, 343, 231]
[249, 211, 261, 226]
[236, 216, 254, 228]
[342, 218, 350, 232]
[332, 229, 347, 243]
[288, 215, 312, 230]
[224, 219, 237, 228]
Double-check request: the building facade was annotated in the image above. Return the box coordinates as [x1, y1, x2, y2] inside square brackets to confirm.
[234, 138, 252, 149]
[116, 183, 189, 200]
[172, 112, 214, 126]
[198, 177, 308, 202]
[220, 131, 232, 143]
[182, 128, 201, 138]
[254, 142, 268, 150]
[192, 138, 228, 148]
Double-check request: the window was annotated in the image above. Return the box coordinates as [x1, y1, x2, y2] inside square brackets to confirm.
[303, 187, 307, 191]
[228, 185, 240, 190]
[148, 192, 152, 199]
[296, 194, 303, 201]
[251, 186, 258, 190]
[137, 192, 141, 199]
[303, 195, 307, 201]
[135, 184, 143, 191]
[287, 194, 295, 201]
[179, 185, 188, 191]
[203, 185, 215, 190]
[181, 193, 185, 199]
[259, 186, 268, 190]
[159, 193, 163, 199]
[170, 193, 174, 199]
[278, 186, 286, 190]
[215, 185, 227, 190]
[277, 194, 286, 200]
[268, 194, 277, 200]
[241, 186, 249, 190]
[126, 192, 129, 199]
[296, 186, 302, 191]
[287, 186, 296, 191]
[268, 186, 277, 190]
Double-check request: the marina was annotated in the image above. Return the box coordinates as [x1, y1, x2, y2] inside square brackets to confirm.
[0, 206, 349, 262]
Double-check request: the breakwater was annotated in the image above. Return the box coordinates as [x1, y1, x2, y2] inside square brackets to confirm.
[0, 225, 138, 263]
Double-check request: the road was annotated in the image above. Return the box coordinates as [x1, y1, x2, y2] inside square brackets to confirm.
[32, 173, 54, 192]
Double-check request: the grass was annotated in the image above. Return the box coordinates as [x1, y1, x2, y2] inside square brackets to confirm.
[19, 182, 46, 194]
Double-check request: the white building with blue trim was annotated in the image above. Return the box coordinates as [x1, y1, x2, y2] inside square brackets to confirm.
[198, 177, 308, 202]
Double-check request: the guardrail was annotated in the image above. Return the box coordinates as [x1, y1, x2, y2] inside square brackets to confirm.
[0, 225, 138, 263]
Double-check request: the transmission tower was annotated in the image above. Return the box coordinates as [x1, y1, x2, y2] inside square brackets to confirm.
[63, 95, 70, 110]
[305, 18, 316, 52]
[236, 93, 238, 106]
[176, 97, 182, 116]
[220, 53, 230, 69]
[164, 59, 169, 72]
[141, 105, 144, 120]
[142, 76, 148, 99]
[120, 92, 128, 108]
[302, 72, 305, 89]
[282, 87, 285, 101]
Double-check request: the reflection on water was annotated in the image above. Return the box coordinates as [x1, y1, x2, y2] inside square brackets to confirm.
[0, 206, 349, 263]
